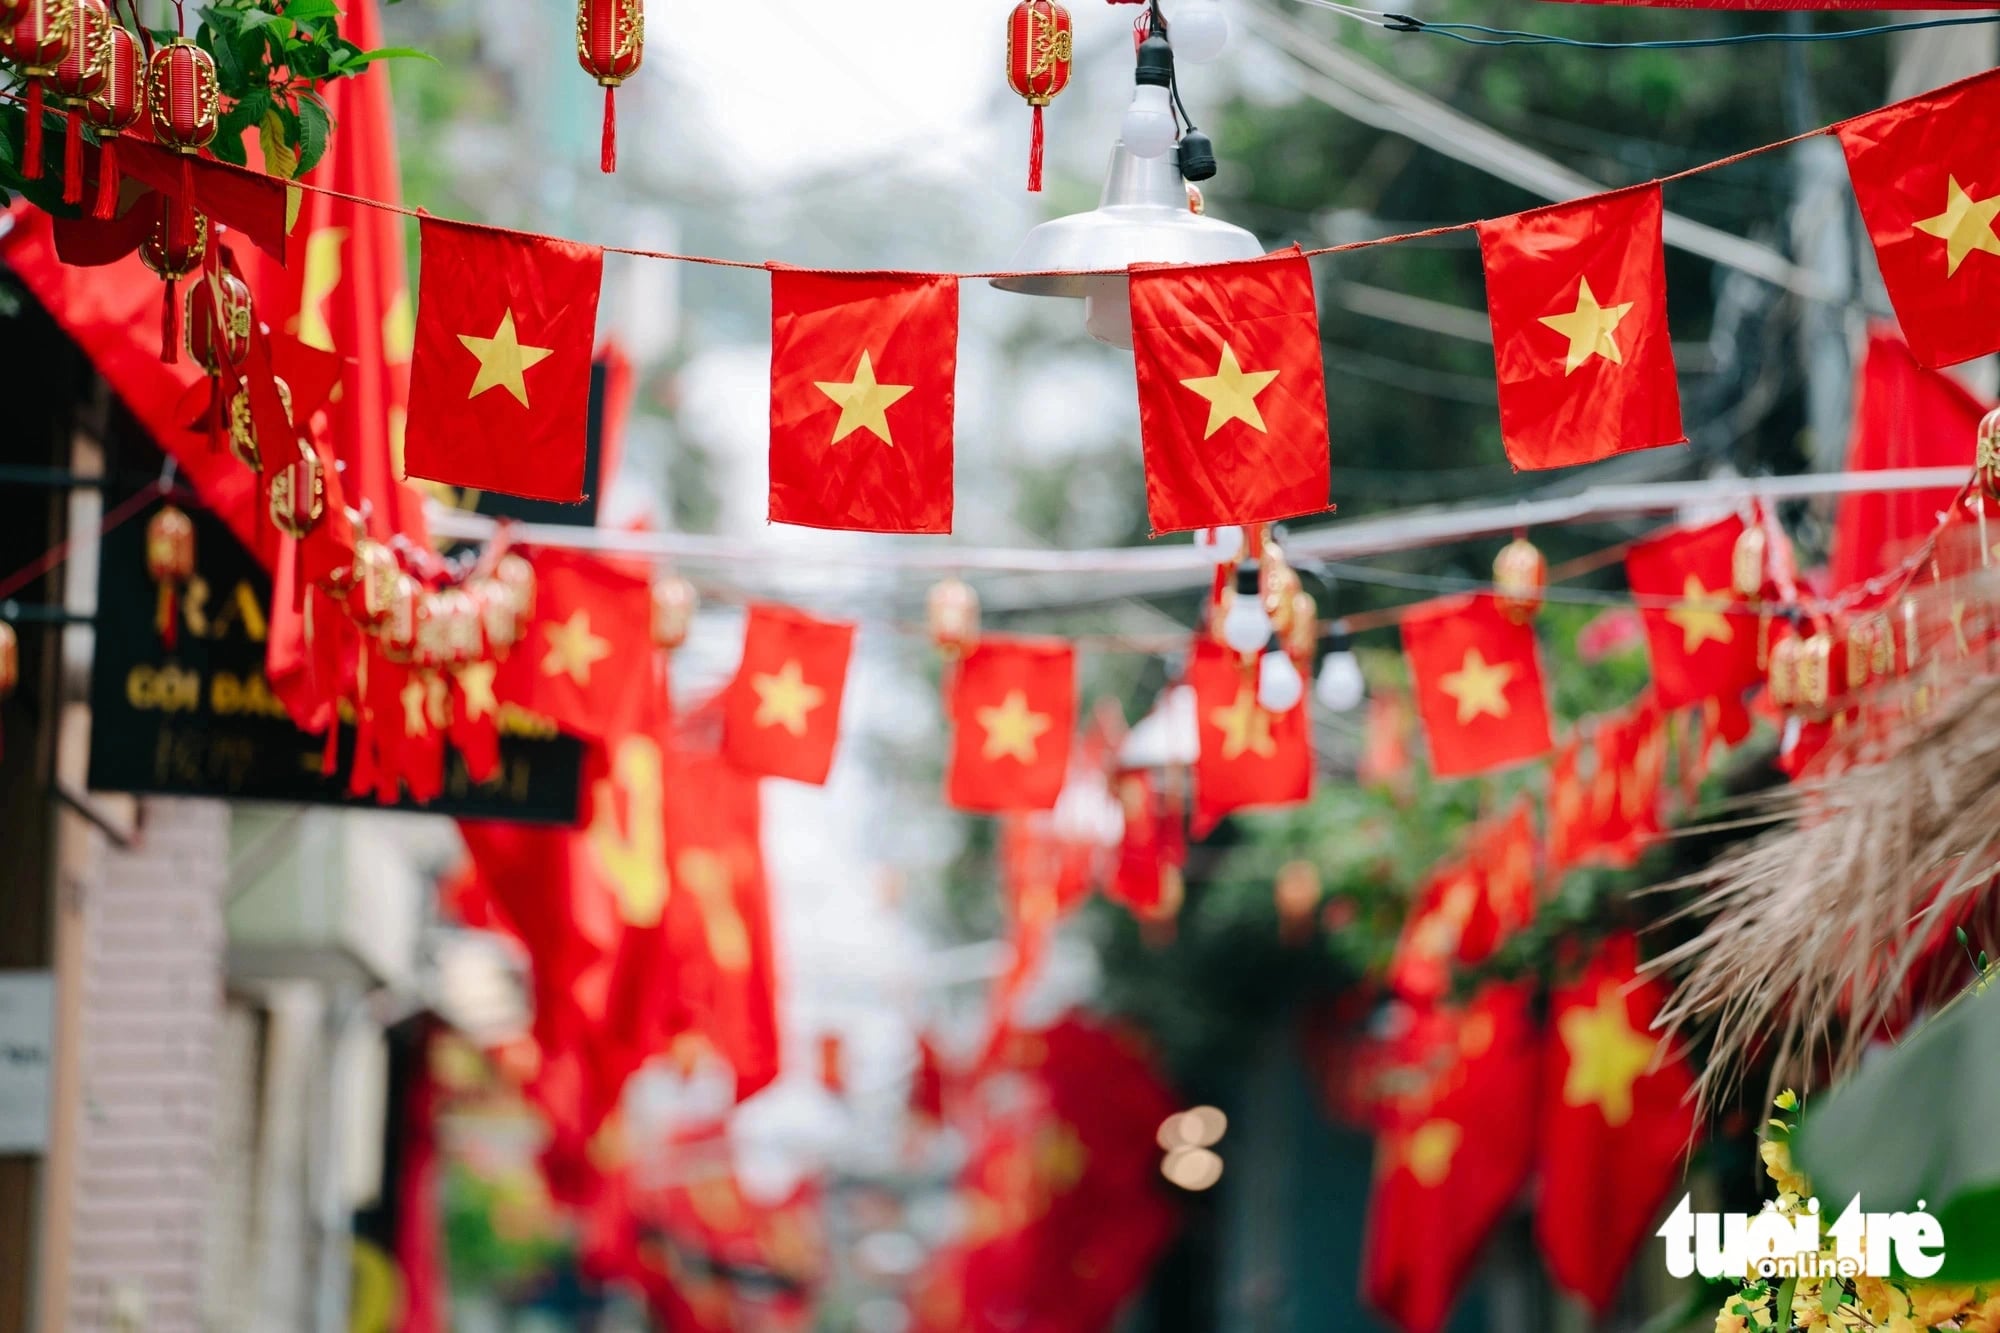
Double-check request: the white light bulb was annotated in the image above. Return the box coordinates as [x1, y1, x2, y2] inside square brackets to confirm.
[1083, 281, 1135, 349]
[1315, 650, 1366, 713]
[1169, 0, 1230, 63]
[1122, 83, 1178, 160]
[1194, 526, 1244, 564]
[1258, 650, 1303, 712]
[1221, 591, 1271, 655]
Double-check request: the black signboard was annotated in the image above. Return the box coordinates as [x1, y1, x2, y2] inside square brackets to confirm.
[430, 359, 613, 529]
[87, 497, 586, 823]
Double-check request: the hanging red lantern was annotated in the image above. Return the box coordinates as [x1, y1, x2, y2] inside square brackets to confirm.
[379, 572, 421, 662]
[137, 197, 206, 364]
[926, 577, 980, 657]
[269, 444, 326, 539]
[351, 539, 400, 628]
[146, 503, 196, 651]
[145, 37, 218, 247]
[495, 551, 536, 624]
[190, 268, 253, 453]
[50, 0, 112, 207]
[1732, 522, 1768, 601]
[1492, 536, 1546, 624]
[651, 573, 698, 651]
[576, 0, 643, 175]
[1978, 407, 2000, 500]
[475, 578, 517, 654]
[227, 375, 290, 473]
[1274, 860, 1321, 945]
[440, 589, 484, 666]
[1006, 1, 1073, 193]
[82, 17, 137, 218]
[1, 0, 77, 182]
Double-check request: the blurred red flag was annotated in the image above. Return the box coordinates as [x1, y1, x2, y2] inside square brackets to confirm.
[1188, 638, 1312, 828]
[1626, 516, 1762, 711]
[1830, 327, 1986, 591]
[1389, 803, 1536, 1002]
[946, 637, 1077, 813]
[1402, 594, 1553, 778]
[1838, 69, 2000, 368]
[496, 547, 658, 742]
[1537, 933, 1696, 1312]
[721, 603, 856, 786]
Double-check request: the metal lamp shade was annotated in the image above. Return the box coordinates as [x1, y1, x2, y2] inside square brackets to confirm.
[991, 141, 1264, 348]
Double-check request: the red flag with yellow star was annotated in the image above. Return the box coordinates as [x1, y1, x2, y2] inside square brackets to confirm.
[1187, 637, 1313, 829]
[1130, 247, 1333, 534]
[720, 603, 856, 786]
[1363, 984, 1541, 1333]
[946, 636, 1076, 813]
[1838, 69, 2000, 369]
[1537, 932, 1695, 1313]
[769, 269, 957, 534]
[497, 547, 657, 742]
[1401, 594, 1552, 778]
[1476, 184, 1684, 470]
[404, 219, 604, 503]
[1625, 516, 1761, 711]
[1388, 803, 1537, 1002]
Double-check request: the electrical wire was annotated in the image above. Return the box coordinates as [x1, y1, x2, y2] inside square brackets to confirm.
[1294, 1, 2000, 50]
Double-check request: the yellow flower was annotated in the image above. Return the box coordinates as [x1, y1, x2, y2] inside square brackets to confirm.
[1715, 1310, 1749, 1333]
[1855, 1276, 1911, 1324]
[1962, 1294, 2000, 1333]
[1759, 1138, 1812, 1198]
[1911, 1283, 1978, 1327]
[1775, 1089, 1799, 1110]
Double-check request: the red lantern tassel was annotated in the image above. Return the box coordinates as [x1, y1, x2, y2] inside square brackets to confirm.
[63, 110, 83, 205]
[161, 277, 180, 363]
[1028, 102, 1045, 193]
[322, 713, 339, 776]
[156, 582, 179, 651]
[93, 139, 119, 219]
[207, 381, 225, 452]
[23, 80, 45, 180]
[177, 156, 195, 237]
[600, 84, 617, 174]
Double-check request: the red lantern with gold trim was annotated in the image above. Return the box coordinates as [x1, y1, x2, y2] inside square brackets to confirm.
[651, 573, 698, 652]
[926, 577, 979, 657]
[351, 539, 400, 628]
[137, 197, 207, 364]
[270, 444, 326, 539]
[82, 17, 137, 218]
[577, 0, 643, 174]
[146, 503, 196, 652]
[1, 0, 76, 181]
[50, 0, 112, 207]
[145, 37, 218, 253]
[1006, 1, 1072, 192]
[1493, 535, 1546, 624]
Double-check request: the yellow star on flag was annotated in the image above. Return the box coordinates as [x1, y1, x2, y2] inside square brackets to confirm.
[1439, 648, 1516, 725]
[1557, 984, 1658, 1127]
[401, 676, 430, 737]
[455, 660, 499, 721]
[542, 610, 613, 686]
[1208, 686, 1276, 761]
[1178, 343, 1282, 439]
[1538, 277, 1635, 375]
[459, 309, 554, 408]
[1401, 1119, 1462, 1188]
[815, 350, 914, 447]
[1665, 575, 1734, 653]
[751, 660, 825, 736]
[1914, 175, 2000, 277]
[976, 689, 1052, 763]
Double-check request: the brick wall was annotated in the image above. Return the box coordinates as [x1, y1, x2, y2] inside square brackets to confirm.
[61, 798, 229, 1333]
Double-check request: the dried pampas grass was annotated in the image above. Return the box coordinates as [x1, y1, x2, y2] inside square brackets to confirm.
[1649, 664, 2000, 1110]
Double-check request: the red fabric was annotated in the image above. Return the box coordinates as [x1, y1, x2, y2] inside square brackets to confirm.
[116, 138, 291, 267]
[1108, 770, 1186, 920]
[1362, 985, 1541, 1333]
[1838, 68, 2000, 369]
[661, 739, 781, 1102]
[1626, 516, 1763, 711]
[720, 603, 856, 786]
[1830, 327, 1988, 591]
[1536, 933, 1696, 1313]
[1545, 737, 1589, 875]
[1476, 184, 1683, 470]
[1187, 638, 1312, 828]
[909, 1018, 1181, 1333]
[1130, 247, 1333, 534]
[1401, 593, 1553, 778]
[945, 636, 1077, 813]
[768, 269, 957, 533]
[404, 219, 604, 502]
[1388, 804, 1536, 1003]
[1586, 699, 1667, 868]
[495, 546, 657, 742]
[446, 661, 502, 784]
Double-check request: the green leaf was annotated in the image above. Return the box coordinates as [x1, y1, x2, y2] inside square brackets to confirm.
[293, 95, 330, 178]
[237, 9, 287, 31]
[347, 44, 438, 65]
[1773, 1275, 1796, 1329]
[282, 0, 343, 20]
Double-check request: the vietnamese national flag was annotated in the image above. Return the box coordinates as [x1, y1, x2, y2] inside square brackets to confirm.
[1537, 932, 1696, 1313]
[1108, 771, 1186, 921]
[1363, 985, 1541, 1333]
[1476, 184, 1684, 470]
[497, 547, 658, 742]
[721, 603, 856, 786]
[1626, 516, 1762, 712]
[1401, 594, 1553, 778]
[1130, 246, 1332, 534]
[1546, 737, 1590, 875]
[1187, 637, 1312, 829]
[945, 636, 1076, 813]
[448, 659, 503, 784]
[769, 269, 957, 533]
[405, 218, 604, 503]
[1388, 803, 1536, 1002]
[1837, 69, 2000, 369]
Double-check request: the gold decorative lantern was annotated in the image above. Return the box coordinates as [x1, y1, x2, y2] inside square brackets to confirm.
[926, 577, 980, 657]
[1492, 536, 1546, 624]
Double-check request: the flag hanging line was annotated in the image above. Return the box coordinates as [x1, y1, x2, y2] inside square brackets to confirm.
[54, 59, 1991, 285]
